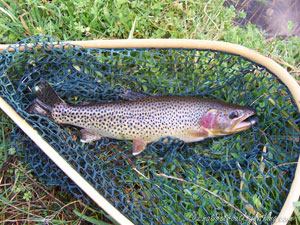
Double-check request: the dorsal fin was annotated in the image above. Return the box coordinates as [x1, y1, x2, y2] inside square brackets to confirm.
[119, 89, 151, 101]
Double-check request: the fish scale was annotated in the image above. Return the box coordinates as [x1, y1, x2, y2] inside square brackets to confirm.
[27, 81, 256, 155]
[53, 97, 206, 142]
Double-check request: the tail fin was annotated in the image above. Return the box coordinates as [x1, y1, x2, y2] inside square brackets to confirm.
[35, 81, 64, 108]
[26, 81, 65, 119]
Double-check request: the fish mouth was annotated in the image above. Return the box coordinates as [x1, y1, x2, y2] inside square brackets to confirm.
[226, 111, 256, 133]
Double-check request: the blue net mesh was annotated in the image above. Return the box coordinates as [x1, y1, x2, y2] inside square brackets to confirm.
[1, 36, 299, 224]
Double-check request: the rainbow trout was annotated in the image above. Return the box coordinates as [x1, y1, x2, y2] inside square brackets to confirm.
[27, 81, 256, 155]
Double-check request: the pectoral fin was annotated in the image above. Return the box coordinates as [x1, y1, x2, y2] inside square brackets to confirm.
[132, 139, 147, 156]
[80, 129, 102, 143]
[187, 129, 209, 137]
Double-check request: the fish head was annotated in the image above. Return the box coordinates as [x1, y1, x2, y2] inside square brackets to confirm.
[200, 105, 256, 136]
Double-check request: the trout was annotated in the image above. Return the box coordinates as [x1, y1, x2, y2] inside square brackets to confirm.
[27, 81, 256, 155]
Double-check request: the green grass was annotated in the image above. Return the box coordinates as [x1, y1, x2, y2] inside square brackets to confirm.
[1, 0, 300, 224]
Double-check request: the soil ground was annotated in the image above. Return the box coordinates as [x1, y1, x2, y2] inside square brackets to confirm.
[225, 0, 300, 37]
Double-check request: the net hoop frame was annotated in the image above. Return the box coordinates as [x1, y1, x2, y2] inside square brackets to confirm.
[0, 39, 299, 225]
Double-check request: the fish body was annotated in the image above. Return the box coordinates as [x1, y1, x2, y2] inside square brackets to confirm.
[27, 81, 256, 155]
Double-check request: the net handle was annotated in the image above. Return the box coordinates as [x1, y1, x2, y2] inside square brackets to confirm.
[1, 39, 300, 224]
[0, 96, 134, 225]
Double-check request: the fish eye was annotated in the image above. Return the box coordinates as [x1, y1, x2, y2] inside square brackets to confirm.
[229, 110, 239, 119]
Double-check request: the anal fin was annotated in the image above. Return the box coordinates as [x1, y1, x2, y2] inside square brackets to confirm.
[80, 129, 102, 143]
[132, 139, 147, 156]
